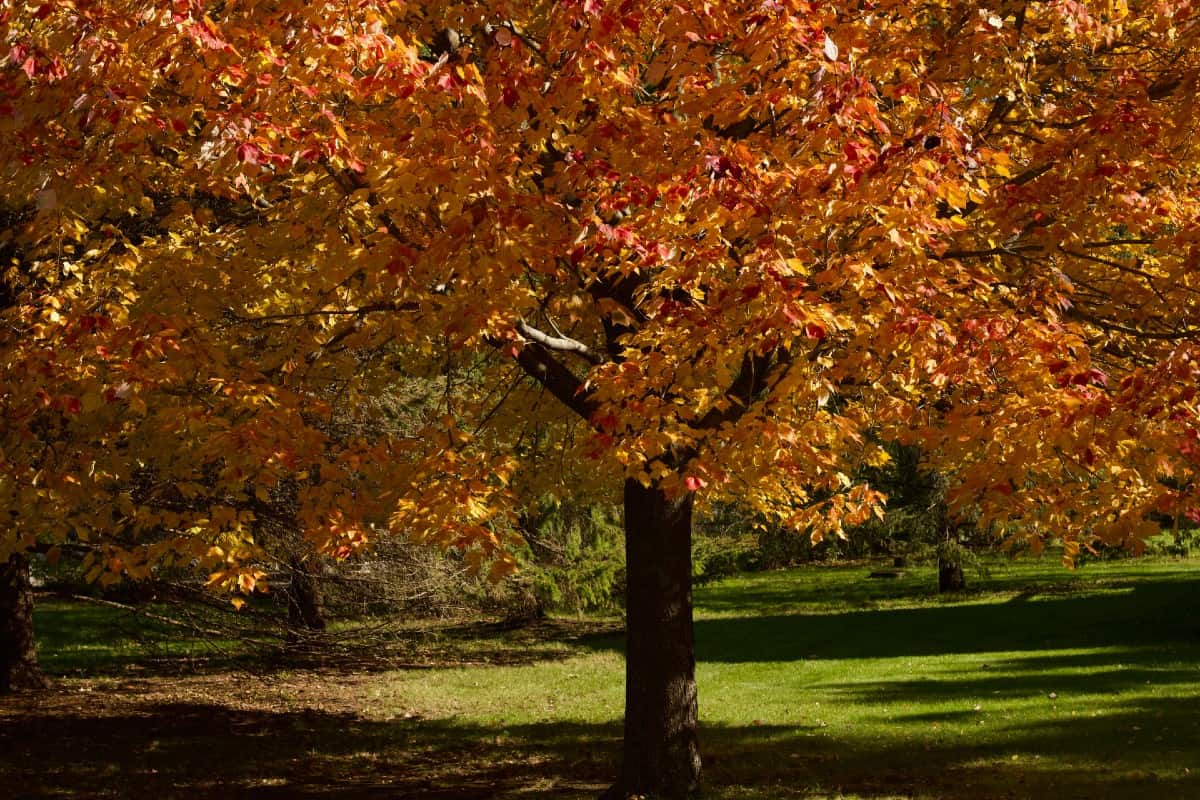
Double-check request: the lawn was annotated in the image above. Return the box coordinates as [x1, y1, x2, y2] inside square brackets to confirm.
[3, 556, 1199, 799]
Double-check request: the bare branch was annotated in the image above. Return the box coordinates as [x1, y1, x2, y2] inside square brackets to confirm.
[517, 319, 603, 365]
[936, 243, 1047, 260]
[1067, 306, 1200, 341]
[1079, 238, 1157, 248]
[225, 300, 417, 324]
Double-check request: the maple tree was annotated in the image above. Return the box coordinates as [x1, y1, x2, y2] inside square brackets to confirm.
[3, 0, 1200, 796]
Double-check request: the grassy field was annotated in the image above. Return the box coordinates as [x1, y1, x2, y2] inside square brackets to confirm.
[4, 556, 1199, 798]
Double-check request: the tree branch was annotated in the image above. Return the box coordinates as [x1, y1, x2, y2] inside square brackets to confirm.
[493, 337, 599, 421]
[516, 319, 603, 365]
[693, 347, 794, 431]
[37, 591, 280, 647]
[936, 243, 1047, 260]
[1066, 306, 1200, 341]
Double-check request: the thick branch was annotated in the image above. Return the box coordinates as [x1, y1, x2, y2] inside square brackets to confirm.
[499, 338, 599, 420]
[517, 319, 603, 365]
[693, 347, 794, 431]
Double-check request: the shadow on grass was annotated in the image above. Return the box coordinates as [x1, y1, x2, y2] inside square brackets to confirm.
[697, 695, 1200, 799]
[692, 561, 1199, 617]
[2, 693, 1197, 799]
[0, 701, 618, 799]
[34, 600, 619, 680]
[681, 580, 1200, 663]
[823, 646, 1200, 708]
[32, 600, 263, 679]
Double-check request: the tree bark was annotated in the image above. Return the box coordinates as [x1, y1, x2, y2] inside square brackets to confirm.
[936, 563, 964, 594]
[0, 553, 46, 693]
[604, 479, 701, 799]
[286, 556, 327, 636]
[938, 554, 966, 593]
[935, 500, 965, 593]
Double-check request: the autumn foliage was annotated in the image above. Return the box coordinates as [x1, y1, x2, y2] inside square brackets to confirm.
[3, 0, 1199, 795]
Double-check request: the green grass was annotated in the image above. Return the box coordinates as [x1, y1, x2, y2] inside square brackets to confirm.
[17, 555, 1200, 799]
[34, 599, 250, 676]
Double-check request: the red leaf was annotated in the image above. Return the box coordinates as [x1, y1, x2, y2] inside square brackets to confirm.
[190, 22, 229, 51]
[236, 142, 264, 165]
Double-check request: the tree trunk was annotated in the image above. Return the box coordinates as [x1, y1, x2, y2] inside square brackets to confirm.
[286, 557, 327, 636]
[604, 479, 701, 799]
[938, 557, 965, 593]
[935, 501, 965, 593]
[0, 553, 46, 693]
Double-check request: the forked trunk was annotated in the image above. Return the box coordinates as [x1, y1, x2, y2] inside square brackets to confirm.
[0, 553, 46, 693]
[604, 479, 701, 799]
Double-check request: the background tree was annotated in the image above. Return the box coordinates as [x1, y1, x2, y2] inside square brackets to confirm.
[4, 2, 1200, 798]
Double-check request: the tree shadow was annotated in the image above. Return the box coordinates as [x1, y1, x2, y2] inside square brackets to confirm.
[34, 600, 618, 680]
[695, 695, 1200, 799]
[681, 580, 1200, 663]
[2, 693, 1197, 799]
[0, 701, 619, 799]
[691, 562, 1198, 618]
[821, 647, 1198, 708]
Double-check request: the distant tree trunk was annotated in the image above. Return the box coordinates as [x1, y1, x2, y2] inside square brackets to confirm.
[0, 553, 46, 693]
[937, 521, 966, 593]
[937, 557, 965, 592]
[251, 479, 328, 639]
[286, 557, 327, 636]
[604, 479, 701, 800]
[935, 494, 966, 593]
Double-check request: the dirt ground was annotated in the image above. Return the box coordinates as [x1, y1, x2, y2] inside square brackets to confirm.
[0, 666, 615, 799]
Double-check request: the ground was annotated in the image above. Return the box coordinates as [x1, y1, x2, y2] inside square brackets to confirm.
[2, 556, 1199, 799]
